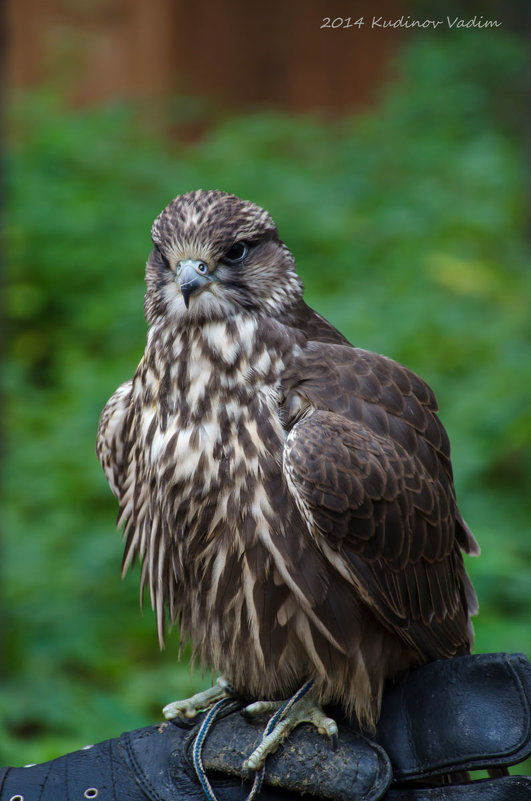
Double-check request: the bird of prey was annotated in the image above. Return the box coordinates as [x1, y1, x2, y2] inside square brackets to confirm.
[97, 189, 479, 769]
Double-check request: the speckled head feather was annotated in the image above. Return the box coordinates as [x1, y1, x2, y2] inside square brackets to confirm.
[151, 189, 277, 250]
[98, 189, 478, 731]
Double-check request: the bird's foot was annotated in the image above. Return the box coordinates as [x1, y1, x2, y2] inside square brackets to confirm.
[163, 676, 232, 720]
[242, 681, 338, 772]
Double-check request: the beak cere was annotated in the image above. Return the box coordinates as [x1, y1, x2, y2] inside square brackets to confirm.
[177, 259, 211, 308]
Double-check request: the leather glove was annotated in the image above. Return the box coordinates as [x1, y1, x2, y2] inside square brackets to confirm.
[1, 652, 531, 800]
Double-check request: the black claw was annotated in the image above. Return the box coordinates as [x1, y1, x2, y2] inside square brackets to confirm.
[330, 733, 339, 752]
[242, 760, 264, 782]
[168, 716, 197, 731]
[225, 683, 246, 702]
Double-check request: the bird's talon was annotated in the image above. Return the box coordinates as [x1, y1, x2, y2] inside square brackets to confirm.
[242, 759, 256, 775]
[319, 718, 338, 738]
[241, 685, 339, 773]
[162, 677, 231, 720]
[243, 700, 282, 718]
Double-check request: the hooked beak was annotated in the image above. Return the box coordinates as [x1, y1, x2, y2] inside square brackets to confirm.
[176, 259, 212, 308]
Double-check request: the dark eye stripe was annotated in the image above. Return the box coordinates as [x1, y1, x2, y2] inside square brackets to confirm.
[154, 246, 172, 270]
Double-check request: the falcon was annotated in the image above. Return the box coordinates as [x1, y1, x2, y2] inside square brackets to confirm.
[97, 189, 479, 769]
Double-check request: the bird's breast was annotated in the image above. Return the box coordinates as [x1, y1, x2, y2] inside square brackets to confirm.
[139, 317, 291, 549]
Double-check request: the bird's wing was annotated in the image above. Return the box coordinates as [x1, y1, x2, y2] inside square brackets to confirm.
[280, 341, 478, 660]
[96, 376, 165, 605]
[97, 375, 176, 640]
[96, 380, 133, 499]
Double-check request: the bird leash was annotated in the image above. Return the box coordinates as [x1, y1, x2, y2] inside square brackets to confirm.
[187, 679, 316, 801]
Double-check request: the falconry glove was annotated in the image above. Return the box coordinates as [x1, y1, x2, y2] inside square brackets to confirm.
[2, 653, 531, 800]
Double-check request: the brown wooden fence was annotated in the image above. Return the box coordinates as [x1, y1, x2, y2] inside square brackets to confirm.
[6, 0, 403, 113]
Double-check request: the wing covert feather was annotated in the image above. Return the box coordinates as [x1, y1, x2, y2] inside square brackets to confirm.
[281, 337, 478, 660]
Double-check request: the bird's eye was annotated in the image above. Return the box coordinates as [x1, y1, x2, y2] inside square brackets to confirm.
[197, 262, 208, 273]
[222, 242, 249, 265]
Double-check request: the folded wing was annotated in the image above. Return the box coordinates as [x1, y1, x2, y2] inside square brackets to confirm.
[281, 341, 478, 661]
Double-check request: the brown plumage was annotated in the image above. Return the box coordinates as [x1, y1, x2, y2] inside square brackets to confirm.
[97, 189, 479, 729]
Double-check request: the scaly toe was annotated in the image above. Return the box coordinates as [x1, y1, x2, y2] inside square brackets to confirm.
[163, 676, 231, 720]
[242, 700, 282, 717]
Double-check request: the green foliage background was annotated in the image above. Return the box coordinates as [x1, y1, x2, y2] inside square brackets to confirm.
[3, 32, 530, 766]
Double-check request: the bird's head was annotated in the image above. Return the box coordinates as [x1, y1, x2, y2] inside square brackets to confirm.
[145, 190, 303, 325]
